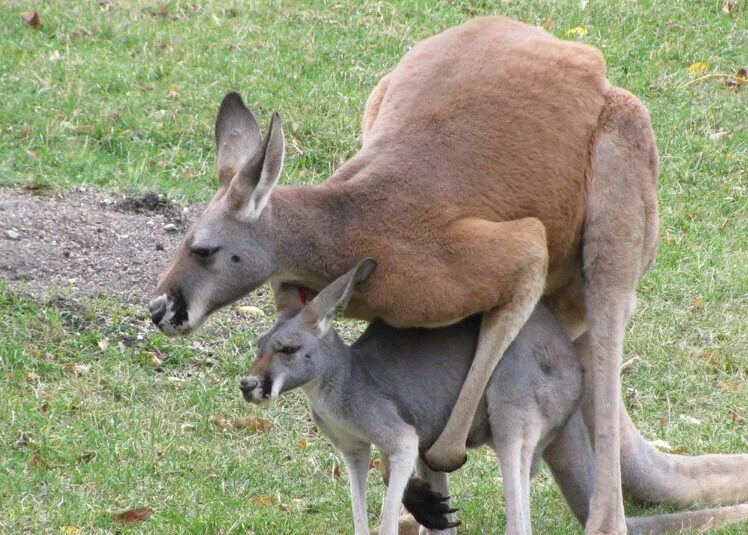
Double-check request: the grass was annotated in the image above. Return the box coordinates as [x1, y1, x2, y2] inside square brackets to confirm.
[1, 0, 746, 533]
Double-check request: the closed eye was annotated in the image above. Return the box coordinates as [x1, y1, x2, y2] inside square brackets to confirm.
[190, 246, 220, 258]
[277, 345, 299, 355]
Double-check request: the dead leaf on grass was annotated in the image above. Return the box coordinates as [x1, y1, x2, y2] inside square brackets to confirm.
[566, 26, 588, 38]
[21, 11, 41, 28]
[699, 351, 722, 368]
[296, 437, 308, 448]
[113, 507, 154, 523]
[62, 527, 81, 535]
[543, 19, 555, 31]
[687, 62, 709, 74]
[168, 84, 179, 98]
[729, 409, 744, 424]
[722, 1, 735, 14]
[250, 495, 275, 506]
[27, 453, 45, 468]
[233, 416, 271, 432]
[691, 297, 703, 311]
[717, 379, 740, 392]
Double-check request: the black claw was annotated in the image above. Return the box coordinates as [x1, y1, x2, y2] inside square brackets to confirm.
[402, 476, 460, 530]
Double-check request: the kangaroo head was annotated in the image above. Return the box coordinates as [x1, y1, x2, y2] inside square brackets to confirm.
[240, 259, 376, 403]
[149, 92, 285, 335]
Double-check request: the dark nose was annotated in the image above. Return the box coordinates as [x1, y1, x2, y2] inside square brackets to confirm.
[149, 299, 167, 326]
[239, 376, 259, 392]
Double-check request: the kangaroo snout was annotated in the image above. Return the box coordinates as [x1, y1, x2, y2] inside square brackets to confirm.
[240, 375, 268, 403]
[148, 295, 168, 326]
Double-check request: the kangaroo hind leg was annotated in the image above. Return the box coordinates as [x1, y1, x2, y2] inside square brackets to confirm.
[425, 217, 548, 472]
[581, 87, 658, 535]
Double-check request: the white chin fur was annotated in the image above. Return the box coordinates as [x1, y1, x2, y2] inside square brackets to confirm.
[269, 374, 285, 399]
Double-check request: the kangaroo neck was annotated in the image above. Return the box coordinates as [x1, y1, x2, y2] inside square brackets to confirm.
[267, 182, 358, 287]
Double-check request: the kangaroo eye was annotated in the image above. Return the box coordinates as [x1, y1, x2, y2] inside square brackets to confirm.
[190, 246, 220, 258]
[277, 346, 299, 355]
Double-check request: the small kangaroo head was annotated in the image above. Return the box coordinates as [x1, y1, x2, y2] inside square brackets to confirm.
[149, 93, 285, 335]
[240, 259, 376, 403]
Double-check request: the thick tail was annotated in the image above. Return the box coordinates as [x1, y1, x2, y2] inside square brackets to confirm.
[545, 410, 748, 533]
[619, 405, 748, 507]
[626, 504, 748, 534]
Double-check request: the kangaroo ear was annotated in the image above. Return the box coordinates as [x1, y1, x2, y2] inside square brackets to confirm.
[215, 92, 262, 187]
[304, 259, 377, 335]
[228, 112, 285, 221]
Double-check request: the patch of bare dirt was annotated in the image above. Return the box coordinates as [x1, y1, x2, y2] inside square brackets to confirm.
[0, 187, 202, 305]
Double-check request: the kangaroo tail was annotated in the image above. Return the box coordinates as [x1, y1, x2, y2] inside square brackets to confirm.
[546, 410, 748, 533]
[626, 504, 748, 534]
[619, 406, 748, 506]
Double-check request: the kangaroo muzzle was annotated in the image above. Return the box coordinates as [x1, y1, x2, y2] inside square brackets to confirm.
[239, 374, 279, 403]
[148, 290, 191, 335]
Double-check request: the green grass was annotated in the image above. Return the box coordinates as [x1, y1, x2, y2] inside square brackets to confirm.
[1, 0, 746, 533]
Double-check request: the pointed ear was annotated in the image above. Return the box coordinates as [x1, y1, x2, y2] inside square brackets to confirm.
[228, 112, 285, 221]
[303, 259, 377, 335]
[215, 92, 262, 187]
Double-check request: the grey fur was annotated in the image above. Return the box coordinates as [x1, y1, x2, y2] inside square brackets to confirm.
[242, 266, 748, 535]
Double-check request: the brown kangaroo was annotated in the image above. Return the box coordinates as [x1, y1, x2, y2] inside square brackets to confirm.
[149, 17, 748, 534]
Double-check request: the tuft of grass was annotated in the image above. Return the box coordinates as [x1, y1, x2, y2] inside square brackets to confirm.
[1, 1, 746, 534]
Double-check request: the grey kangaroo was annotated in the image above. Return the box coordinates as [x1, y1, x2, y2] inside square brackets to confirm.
[240, 260, 748, 535]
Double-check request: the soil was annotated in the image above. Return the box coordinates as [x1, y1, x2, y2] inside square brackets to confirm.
[0, 187, 202, 306]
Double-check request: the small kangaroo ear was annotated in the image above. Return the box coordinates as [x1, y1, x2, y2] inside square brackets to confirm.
[215, 92, 262, 187]
[304, 259, 377, 335]
[228, 112, 285, 221]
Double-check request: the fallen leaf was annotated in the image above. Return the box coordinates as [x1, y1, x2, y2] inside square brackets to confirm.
[148, 353, 163, 367]
[21, 11, 41, 28]
[236, 305, 265, 317]
[370, 458, 382, 470]
[672, 446, 686, 455]
[168, 84, 179, 98]
[296, 437, 308, 448]
[210, 414, 231, 430]
[250, 495, 274, 506]
[97, 338, 109, 351]
[699, 351, 722, 367]
[722, 1, 735, 14]
[62, 527, 81, 535]
[180, 423, 195, 434]
[691, 297, 703, 311]
[679, 414, 702, 426]
[729, 409, 744, 424]
[543, 19, 555, 31]
[709, 131, 731, 141]
[620, 356, 641, 373]
[717, 380, 740, 392]
[27, 454, 45, 468]
[113, 507, 154, 523]
[566, 26, 588, 38]
[233, 416, 271, 432]
[687, 62, 709, 74]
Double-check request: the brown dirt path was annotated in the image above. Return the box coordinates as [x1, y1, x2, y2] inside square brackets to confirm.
[0, 187, 201, 305]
